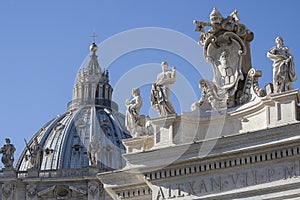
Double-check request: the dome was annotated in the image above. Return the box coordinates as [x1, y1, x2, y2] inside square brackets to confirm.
[16, 44, 131, 171]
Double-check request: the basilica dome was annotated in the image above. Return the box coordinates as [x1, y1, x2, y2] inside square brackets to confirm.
[16, 43, 131, 171]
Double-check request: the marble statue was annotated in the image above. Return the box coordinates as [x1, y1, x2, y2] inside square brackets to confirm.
[25, 137, 43, 169]
[267, 36, 296, 93]
[88, 135, 100, 166]
[125, 88, 143, 135]
[0, 138, 16, 168]
[151, 61, 177, 116]
[125, 88, 151, 137]
[192, 8, 267, 109]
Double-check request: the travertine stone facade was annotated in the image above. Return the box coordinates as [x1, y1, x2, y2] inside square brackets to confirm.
[1, 8, 299, 200]
[98, 90, 300, 199]
[97, 9, 300, 200]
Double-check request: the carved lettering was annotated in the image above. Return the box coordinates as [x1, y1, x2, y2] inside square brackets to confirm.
[285, 163, 296, 179]
[231, 173, 239, 187]
[243, 172, 249, 187]
[267, 167, 275, 181]
[185, 181, 196, 196]
[156, 187, 165, 200]
[152, 161, 299, 199]
[166, 185, 175, 199]
[210, 177, 221, 191]
[252, 170, 257, 185]
[199, 180, 208, 193]
[176, 183, 185, 197]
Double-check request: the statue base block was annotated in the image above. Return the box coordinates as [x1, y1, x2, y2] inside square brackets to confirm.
[151, 115, 179, 148]
[27, 168, 39, 178]
[122, 136, 154, 153]
[2, 168, 16, 178]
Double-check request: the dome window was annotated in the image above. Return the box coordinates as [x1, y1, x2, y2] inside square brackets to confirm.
[72, 144, 83, 153]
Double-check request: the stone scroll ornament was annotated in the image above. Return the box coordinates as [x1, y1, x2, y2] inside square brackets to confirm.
[192, 8, 265, 110]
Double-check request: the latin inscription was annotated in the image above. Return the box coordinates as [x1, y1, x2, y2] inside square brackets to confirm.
[153, 161, 299, 199]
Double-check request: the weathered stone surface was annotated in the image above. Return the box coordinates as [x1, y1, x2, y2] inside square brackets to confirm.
[267, 36, 297, 94]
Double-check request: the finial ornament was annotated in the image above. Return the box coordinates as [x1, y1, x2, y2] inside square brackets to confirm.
[89, 43, 98, 53]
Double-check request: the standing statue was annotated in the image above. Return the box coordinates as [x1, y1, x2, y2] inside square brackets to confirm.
[88, 135, 100, 166]
[267, 36, 297, 93]
[125, 88, 143, 135]
[0, 138, 16, 168]
[25, 137, 43, 169]
[151, 61, 177, 116]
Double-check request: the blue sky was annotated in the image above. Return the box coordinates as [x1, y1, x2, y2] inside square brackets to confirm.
[0, 0, 299, 164]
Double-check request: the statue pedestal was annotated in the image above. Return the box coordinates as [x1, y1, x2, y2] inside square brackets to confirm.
[151, 115, 179, 148]
[2, 168, 16, 178]
[122, 136, 154, 153]
[27, 168, 39, 178]
[264, 89, 300, 127]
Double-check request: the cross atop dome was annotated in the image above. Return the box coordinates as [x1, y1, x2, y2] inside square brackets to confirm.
[90, 32, 98, 43]
[90, 32, 99, 53]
